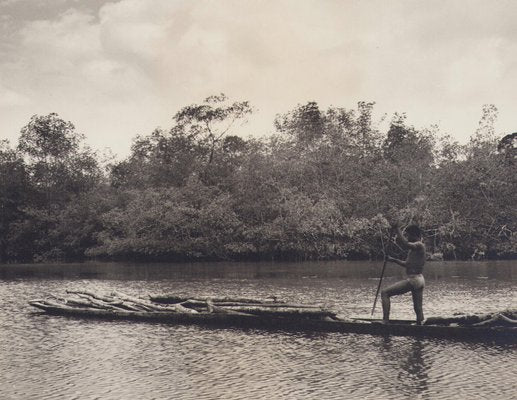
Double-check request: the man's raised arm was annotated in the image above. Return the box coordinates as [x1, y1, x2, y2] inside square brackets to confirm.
[394, 224, 420, 250]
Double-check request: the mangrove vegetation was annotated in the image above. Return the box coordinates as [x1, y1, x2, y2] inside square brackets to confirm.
[1, 95, 516, 262]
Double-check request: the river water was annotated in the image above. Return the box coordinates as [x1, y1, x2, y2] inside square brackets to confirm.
[0, 260, 515, 400]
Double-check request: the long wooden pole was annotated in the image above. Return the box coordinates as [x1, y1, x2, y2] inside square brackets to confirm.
[371, 227, 391, 316]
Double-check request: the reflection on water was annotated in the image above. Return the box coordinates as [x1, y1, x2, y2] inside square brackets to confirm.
[378, 337, 431, 398]
[1, 259, 516, 282]
[0, 260, 516, 399]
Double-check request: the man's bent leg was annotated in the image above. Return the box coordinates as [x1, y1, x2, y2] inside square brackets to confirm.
[381, 280, 413, 322]
[412, 288, 424, 324]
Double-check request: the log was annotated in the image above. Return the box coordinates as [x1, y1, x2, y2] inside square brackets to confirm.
[73, 293, 139, 311]
[179, 299, 321, 309]
[54, 291, 333, 318]
[206, 299, 252, 316]
[29, 300, 180, 319]
[425, 309, 517, 327]
[49, 294, 112, 310]
[62, 293, 148, 312]
[111, 291, 197, 314]
[33, 299, 84, 310]
[473, 313, 517, 326]
[67, 290, 118, 303]
[424, 315, 485, 326]
[66, 290, 190, 313]
[67, 291, 153, 312]
[151, 295, 282, 305]
[64, 298, 106, 309]
[217, 305, 336, 319]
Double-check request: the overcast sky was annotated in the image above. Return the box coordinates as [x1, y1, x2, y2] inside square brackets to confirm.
[1, 0, 516, 156]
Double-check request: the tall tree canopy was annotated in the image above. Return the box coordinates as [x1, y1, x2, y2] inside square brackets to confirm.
[1, 99, 515, 262]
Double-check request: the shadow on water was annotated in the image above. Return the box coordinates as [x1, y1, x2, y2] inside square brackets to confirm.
[378, 336, 432, 399]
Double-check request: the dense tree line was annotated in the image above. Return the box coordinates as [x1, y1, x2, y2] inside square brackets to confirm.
[1, 96, 515, 263]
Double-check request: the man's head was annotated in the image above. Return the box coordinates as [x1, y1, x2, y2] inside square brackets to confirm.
[405, 224, 422, 241]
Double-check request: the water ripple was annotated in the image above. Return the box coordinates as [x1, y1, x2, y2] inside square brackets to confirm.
[0, 264, 516, 399]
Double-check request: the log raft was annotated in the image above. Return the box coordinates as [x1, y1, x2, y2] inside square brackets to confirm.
[29, 292, 517, 343]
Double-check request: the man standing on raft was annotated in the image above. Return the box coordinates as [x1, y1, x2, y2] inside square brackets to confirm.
[382, 222, 426, 325]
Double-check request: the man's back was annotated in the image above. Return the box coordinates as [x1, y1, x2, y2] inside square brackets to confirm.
[405, 241, 425, 275]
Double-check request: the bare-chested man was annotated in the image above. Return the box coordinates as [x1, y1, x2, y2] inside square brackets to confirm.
[381, 223, 426, 325]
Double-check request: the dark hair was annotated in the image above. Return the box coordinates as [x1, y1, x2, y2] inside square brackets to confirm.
[406, 224, 422, 238]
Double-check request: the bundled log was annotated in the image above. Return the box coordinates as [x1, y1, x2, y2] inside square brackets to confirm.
[178, 299, 322, 309]
[472, 312, 517, 327]
[204, 305, 335, 318]
[148, 293, 336, 318]
[424, 309, 517, 327]
[64, 290, 153, 312]
[30, 290, 336, 320]
[180, 298, 335, 318]
[151, 294, 328, 316]
[150, 295, 284, 305]
[39, 290, 200, 314]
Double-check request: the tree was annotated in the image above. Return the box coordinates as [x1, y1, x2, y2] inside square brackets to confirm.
[173, 93, 252, 164]
[110, 128, 205, 188]
[274, 101, 325, 144]
[426, 106, 516, 259]
[498, 132, 516, 163]
[18, 113, 101, 209]
[111, 95, 253, 189]
[89, 177, 242, 261]
[467, 104, 498, 158]
[0, 141, 30, 261]
[13, 113, 102, 261]
[2, 99, 515, 262]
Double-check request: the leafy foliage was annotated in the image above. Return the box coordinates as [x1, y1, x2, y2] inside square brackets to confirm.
[1, 98, 515, 262]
